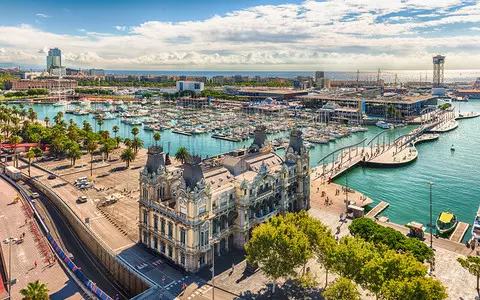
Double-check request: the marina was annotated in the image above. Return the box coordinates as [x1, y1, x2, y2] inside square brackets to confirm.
[5, 97, 480, 244]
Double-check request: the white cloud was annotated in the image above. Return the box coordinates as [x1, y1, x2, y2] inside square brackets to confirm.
[471, 27, 480, 31]
[36, 13, 50, 18]
[1, 1, 479, 70]
[0, 48, 5, 55]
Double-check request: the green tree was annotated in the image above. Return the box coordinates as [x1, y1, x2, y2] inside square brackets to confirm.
[97, 118, 104, 131]
[31, 147, 43, 160]
[114, 136, 122, 149]
[153, 132, 161, 146]
[44, 116, 50, 127]
[245, 214, 312, 293]
[100, 138, 116, 160]
[175, 146, 190, 164]
[132, 137, 143, 154]
[123, 137, 132, 148]
[19, 280, 49, 300]
[66, 144, 82, 166]
[120, 147, 136, 168]
[24, 149, 36, 177]
[112, 125, 119, 139]
[323, 277, 361, 300]
[131, 127, 139, 137]
[382, 276, 447, 300]
[458, 256, 480, 293]
[10, 135, 22, 167]
[82, 120, 92, 132]
[86, 140, 98, 177]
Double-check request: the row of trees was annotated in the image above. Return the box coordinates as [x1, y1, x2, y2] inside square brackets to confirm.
[74, 88, 113, 95]
[0, 72, 15, 90]
[78, 79, 176, 88]
[4, 88, 50, 98]
[245, 212, 447, 300]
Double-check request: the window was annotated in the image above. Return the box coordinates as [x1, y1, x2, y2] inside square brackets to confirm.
[180, 253, 185, 265]
[143, 187, 148, 201]
[229, 194, 233, 200]
[160, 242, 166, 253]
[199, 205, 206, 215]
[168, 222, 173, 238]
[161, 218, 165, 234]
[199, 254, 205, 266]
[168, 246, 173, 258]
[180, 228, 186, 244]
[143, 231, 147, 244]
[200, 230, 209, 246]
[153, 215, 158, 231]
[153, 237, 158, 250]
[143, 210, 148, 225]
[157, 185, 165, 200]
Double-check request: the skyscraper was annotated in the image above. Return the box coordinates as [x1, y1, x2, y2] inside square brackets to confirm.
[315, 71, 325, 81]
[46, 48, 62, 72]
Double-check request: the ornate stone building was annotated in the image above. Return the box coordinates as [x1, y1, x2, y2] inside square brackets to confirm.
[138, 126, 310, 272]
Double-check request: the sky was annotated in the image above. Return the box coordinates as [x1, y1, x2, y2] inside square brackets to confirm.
[1, 0, 480, 71]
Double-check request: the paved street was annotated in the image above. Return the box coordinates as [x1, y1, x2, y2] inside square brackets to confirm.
[0, 177, 84, 299]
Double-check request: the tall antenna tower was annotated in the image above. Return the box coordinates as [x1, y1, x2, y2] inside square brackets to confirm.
[432, 55, 445, 88]
[377, 69, 381, 86]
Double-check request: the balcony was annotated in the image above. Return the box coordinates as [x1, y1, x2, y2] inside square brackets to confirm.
[254, 210, 278, 224]
[199, 244, 211, 252]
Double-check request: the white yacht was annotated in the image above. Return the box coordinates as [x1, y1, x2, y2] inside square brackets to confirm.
[80, 99, 91, 106]
[53, 100, 68, 106]
[375, 121, 390, 129]
[472, 206, 480, 240]
[116, 100, 124, 106]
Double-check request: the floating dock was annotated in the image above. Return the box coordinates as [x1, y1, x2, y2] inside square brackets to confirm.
[449, 222, 470, 243]
[365, 201, 390, 219]
[172, 130, 192, 136]
[211, 135, 241, 142]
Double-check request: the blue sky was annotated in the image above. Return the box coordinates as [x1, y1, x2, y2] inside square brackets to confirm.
[1, 0, 480, 70]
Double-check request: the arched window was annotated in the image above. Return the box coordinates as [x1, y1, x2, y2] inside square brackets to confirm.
[143, 187, 149, 201]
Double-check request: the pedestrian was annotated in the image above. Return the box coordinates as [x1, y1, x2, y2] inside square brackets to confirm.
[115, 294, 119, 300]
[25, 218, 27, 225]
[22, 232, 25, 238]
[231, 262, 235, 273]
[34, 260, 37, 268]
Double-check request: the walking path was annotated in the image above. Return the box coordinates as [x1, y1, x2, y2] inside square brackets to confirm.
[0, 178, 84, 299]
[365, 201, 389, 219]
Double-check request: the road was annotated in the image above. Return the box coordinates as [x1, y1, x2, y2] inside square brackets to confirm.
[18, 180, 131, 300]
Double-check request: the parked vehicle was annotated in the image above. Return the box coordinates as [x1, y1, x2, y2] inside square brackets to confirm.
[48, 174, 57, 180]
[77, 196, 88, 203]
[31, 192, 39, 199]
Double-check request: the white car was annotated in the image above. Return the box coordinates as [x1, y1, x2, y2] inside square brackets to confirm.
[31, 192, 39, 199]
[77, 196, 88, 203]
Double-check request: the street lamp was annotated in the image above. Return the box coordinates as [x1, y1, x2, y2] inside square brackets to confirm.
[209, 238, 218, 300]
[428, 182, 434, 249]
[4, 237, 15, 300]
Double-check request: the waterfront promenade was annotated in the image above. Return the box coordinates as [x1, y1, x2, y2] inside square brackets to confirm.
[0, 178, 84, 299]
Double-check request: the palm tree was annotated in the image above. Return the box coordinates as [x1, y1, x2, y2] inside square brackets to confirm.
[86, 140, 98, 177]
[20, 109, 27, 120]
[100, 139, 115, 160]
[25, 149, 36, 177]
[120, 147, 136, 168]
[112, 125, 119, 139]
[28, 110, 37, 122]
[20, 280, 49, 300]
[66, 146, 82, 166]
[82, 120, 92, 132]
[175, 147, 190, 164]
[10, 135, 22, 168]
[44, 116, 50, 127]
[131, 127, 139, 138]
[153, 132, 161, 146]
[132, 137, 143, 154]
[97, 118, 104, 132]
[123, 137, 132, 148]
[114, 136, 122, 149]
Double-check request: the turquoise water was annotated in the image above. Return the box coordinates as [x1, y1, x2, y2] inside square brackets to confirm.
[11, 102, 480, 240]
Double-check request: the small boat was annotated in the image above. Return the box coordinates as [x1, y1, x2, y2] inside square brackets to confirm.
[436, 211, 458, 236]
[472, 206, 480, 240]
[53, 100, 68, 106]
[375, 121, 390, 129]
[80, 99, 91, 106]
[451, 145, 455, 151]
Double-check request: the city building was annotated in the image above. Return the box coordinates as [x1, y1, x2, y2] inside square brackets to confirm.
[47, 48, 62, 74]
[176, 81, 205, 93]
[88, 69, 105, 76]
[235, 89, 308, 101]
[4, 79, 77, 90]
[21, 71, 47, 80]
[315, 71, 325, 81]
[138, 126, 310, 272]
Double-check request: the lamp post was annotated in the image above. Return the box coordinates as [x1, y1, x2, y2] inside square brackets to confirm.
[209, 238, 217, 300]
[4, 237, 14, 300]
[428, 182, 434, 249]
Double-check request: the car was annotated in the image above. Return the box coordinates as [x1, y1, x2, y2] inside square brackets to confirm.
[47, 174, 57, 180]
[101, 198, 117, 207]
[77, 196, 88, 203]
[31, 192, 39, 199]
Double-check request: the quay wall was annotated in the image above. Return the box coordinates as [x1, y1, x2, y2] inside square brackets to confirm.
[24, 175, 152, 297]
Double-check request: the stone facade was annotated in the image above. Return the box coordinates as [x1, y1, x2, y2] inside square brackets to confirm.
[138, 126, 310, 273]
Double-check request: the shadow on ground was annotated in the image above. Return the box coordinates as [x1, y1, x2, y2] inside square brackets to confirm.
[240, 280, 324, 300]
